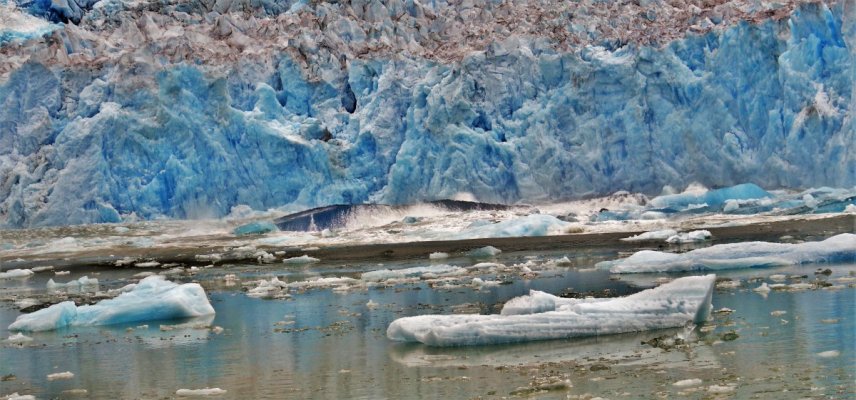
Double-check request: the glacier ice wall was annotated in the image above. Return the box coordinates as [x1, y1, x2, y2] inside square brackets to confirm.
[0, 1, 853, 227]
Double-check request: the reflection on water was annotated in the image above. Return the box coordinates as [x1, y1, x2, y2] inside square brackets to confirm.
[0, 255, 854, 399]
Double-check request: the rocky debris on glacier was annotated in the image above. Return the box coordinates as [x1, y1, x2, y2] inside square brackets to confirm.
[8, 275, 215, 331]
[0, 0, 852, 227]
[386, 274, 715, 346]
[598, 233, 856, 273]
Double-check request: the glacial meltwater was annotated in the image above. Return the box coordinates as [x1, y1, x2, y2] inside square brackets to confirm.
[1, 247, 853, 399]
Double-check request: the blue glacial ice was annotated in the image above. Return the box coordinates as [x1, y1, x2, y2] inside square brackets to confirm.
[387, 274, 715, 346]
[454, 215, 569, 239]
[0, 2, 853, 227]
[8, 275, 215, 331]
[598, 233, 856, 273]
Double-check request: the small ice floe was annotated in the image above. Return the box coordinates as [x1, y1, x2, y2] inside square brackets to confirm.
[387, 274, 715, 346]
[8, 276, 215, 332]
[598, 233, 855, 273]
[471, 277, 501, 288]
[175, 388, 227, 396]
[713, 308, 734, 315]
[673, 378, 703, 387]
[31, 266, 54, 272]
[211, 326, 224, 334]
[134, 261, 161, 268]
[707, 384, 735, 393]
[816, 350, 840, 358]
[62, 389, 88, 395]
[255, 251, 276, 264]
[770, 310, 787, 317]
[195, 254, 222, 263]
[0, 269, 34, 280]
[47, 276, 99, 293]
[282, 255, 320, 265]
[715, 279, 741, 289]
[2, 393, 36, 400]
[429, 252, 449, 260]
[665, 230, 711, 244]
[769, 274, 787, 282]
[55, 270, 71, 276]
[46, 371, 74, 381]
[620, 229, 678, 242]
[4, 333, 33, 343]
[366, 299, 379, 309]
[467, 246, 502, 258]
[753, 283, 771, 293]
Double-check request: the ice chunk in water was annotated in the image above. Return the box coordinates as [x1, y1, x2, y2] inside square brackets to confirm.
[387, 274, 715, 346]
[599, 233, 855, 273]
[454, 215, 568, 239]
[0, 269, 34, 279]
[8, 276, 215, 332]
[233, 221, 278, 236]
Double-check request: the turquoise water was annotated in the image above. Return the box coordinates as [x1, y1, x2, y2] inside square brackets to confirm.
[1, 251, 853, 399]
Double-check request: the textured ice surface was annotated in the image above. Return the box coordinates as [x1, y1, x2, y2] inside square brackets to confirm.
[0, 0, 853, 227]
[454, 215, 569, 239]
[8, 276, 215, 331]
[621, 229, 679, 242]
[650, 184, 772, 210]
[387, 274, 715, 346]
[0, 269, 33, 279]
[233, 221, 278, 236]
[600, 233, 856, 273]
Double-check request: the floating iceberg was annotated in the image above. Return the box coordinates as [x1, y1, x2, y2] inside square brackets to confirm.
[621, 229, 679, 242]
[47, 276, 99, 293]
[0, 269, 34, 279]
[387, 274, 715, 346]
[599, 233, 856, 273]
[8, 276, 215, 332]
[665, 230, 711, 244]
[233, 221, 278, 236]
[650, 184, 772, 211]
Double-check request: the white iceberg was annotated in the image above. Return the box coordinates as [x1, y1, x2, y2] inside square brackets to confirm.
[361, 264, 466, 282]
[282, 255, 320, 265]
[0, 269, 34, 280]
[8, 276, 215, 332]
[47, 276, 99, 293]
[599, 233, 856, 273]
[620, 229, 678, 242]
[665, 230, 711, 244]
[387, 274, 715, 346]
[454, 215, 568, 239]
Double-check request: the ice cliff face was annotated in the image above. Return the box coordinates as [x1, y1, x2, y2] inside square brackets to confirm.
[0, 0, 853, 227]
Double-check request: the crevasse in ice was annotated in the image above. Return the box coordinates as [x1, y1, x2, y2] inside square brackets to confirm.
[0, 1, 852, 227]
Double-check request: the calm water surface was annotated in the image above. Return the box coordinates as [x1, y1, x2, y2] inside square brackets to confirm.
[1, 249, 853, 399]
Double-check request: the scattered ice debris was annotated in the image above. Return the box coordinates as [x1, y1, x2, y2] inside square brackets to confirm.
[4, 333, 33, 343]
[8, 276, 215, 332]
[255, 251, 276, 264]
[362, 265, 467, 282]
[47, 276, 99, 293]
[673, 378, 703, 387]
[770, 310, 787, 316]
[769, 274, 787, 282]
[454, 215, 568, 239]
[650, 183, 771, 210]
[54, 271, 71, 276]
[114, 257, 137, 267]
[282, 255, 320, 265]
[713, 308, 734, 315]
[620, 229, 678, 242]
[246, 277, 290, 299]
[598, 233, 855, 273]
[387, 274, 715, 346]
[816, 350, 840, 358]
[176, 388, 227, 396]
[665, 230, 711, 244]
[0, 269, 34, 280]
[429, 252, 449, 260]
[211, 326, 224, 334]
[134, 261, 161, 268]
[233, 221, 278, 236]
[160, 318, 214, 331]
[30, 266, 54, 272]
[467, 246, 502, 258]
[46, 371, 74, 381]
[366, 299, 379, 309]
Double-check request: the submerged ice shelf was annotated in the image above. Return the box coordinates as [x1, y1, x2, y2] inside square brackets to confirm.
[387, 274, 715, 346]
[8, 276, 215, 332]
